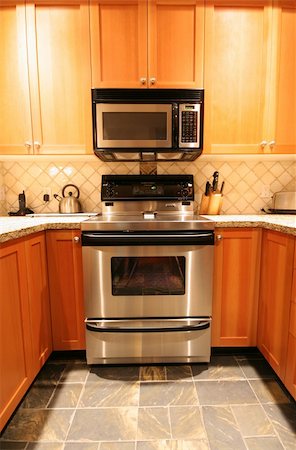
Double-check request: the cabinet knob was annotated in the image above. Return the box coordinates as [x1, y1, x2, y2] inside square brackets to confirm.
[34, 141, 41, 151]
[149, 77, 156, 85]
[24, 141, 32, 149]
[216, 234, 223, 241]
[140, 77, 147, 85]
[260, 140, 268, 148]
[73, 236, 80, 243]
[268, 140, 276, 149]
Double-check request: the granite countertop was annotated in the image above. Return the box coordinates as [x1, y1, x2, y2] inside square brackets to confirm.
[0, 214, 295, 244]
[203, 214, 296, 236]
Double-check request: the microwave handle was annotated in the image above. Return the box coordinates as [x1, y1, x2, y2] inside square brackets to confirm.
[172, 103, 179, 149]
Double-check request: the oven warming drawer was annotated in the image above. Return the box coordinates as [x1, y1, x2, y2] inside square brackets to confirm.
[85, 317, 211, 364]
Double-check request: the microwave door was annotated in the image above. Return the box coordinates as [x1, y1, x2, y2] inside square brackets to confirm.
[96, 104, 172, 149]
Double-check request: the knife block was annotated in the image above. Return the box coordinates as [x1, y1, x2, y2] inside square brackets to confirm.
[199, 193, 223, 215]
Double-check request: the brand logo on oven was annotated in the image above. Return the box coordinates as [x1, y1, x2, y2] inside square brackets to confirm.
[165, 203, 176, 208]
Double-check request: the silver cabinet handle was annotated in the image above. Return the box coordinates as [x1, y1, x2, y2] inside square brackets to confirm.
[260, 140, 268, 148]
[34, 141, 41, 151]
[24, 141, 32, 149]
[73, 236, 80, 243]
[216, 234, 223, 241]
[140, 77, 147, 85]
[149, 77, 156, 85]
[268, 140, 276, 149]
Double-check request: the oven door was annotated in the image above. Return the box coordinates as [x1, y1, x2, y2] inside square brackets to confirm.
[82, 232, 214, 318]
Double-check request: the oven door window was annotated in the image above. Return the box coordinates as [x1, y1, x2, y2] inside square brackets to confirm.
[111, 256, 185, 296]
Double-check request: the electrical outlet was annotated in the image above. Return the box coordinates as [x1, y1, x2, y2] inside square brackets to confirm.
[42, 187, 51, 201]
[260, 184, 272, 198]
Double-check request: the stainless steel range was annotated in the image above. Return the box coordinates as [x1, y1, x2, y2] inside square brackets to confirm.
[81, 174, 215, 364]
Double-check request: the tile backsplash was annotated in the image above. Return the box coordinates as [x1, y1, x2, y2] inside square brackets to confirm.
[0, 157, 295, 216]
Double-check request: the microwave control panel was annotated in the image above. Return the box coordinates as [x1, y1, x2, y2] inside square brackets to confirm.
[179, 103, 200, 148]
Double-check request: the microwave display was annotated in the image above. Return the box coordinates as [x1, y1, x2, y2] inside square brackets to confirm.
[103, 112, 167, 141]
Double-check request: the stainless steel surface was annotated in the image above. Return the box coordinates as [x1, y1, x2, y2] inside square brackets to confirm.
[272, 191, 296, 211]
[54, 184, 83, 213]
[101, 200, 194, 215]
[96, 103, 172, 148]
[82, 244, 213, 318]
[82, 174, 214, 364]
[85, 320, 211, 364]
[26, 213, 98, 218]
[81, 214, 214, 232]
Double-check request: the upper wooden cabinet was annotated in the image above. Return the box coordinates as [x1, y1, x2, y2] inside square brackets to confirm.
[0, 0, 92, 155]
[204, 0, 296, 154]
[90, 0, 204, 88]
[0, 2, 32, 154]
[271, 0, 296, 153]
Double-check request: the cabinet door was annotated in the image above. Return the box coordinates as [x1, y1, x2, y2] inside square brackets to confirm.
[148, 0, 204, 88]
[90, 0, 148, 88]
[212, 228, 261, 347]
[25, 0, 92, 154]
[46, 230, 85, 350]
[0, 241, 33, 431]
[0, 2, 32, 154]
[25, 233, 52, 373]
[269, 0, 296, 154]
[284, 244, 296, 400]
[257, 230, 294, 379]
[204, 0, 273, 154]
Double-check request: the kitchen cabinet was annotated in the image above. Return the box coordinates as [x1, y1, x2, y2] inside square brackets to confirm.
[212, 228, 261, 347]
[0, 1, 32, 154]
[0, 0, 92, 155]
[24, 233, 52, 373]
[46, 230, 85, 350]
[0, 239, 33, 431]
[284, 241, 296, 400]
[90, 0, 204, 88]
[203, 0, 296, 154]
[257, 230, 294, 380]
[0, 232, 52, 431]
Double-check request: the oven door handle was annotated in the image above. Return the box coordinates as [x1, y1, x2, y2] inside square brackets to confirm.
[81, 231, 214, 246]
[85, 318, 211, 333]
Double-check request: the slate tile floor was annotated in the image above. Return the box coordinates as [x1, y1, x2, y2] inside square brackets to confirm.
[1, 353, 295, 450]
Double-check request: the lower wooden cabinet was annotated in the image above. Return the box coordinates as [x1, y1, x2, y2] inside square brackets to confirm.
[257, 230, 295, 380]
[0, 232, 52, 431]
[212, 228, 261, 347]
[0, 239, 32, 431]
[25, 233, 52, 373]
[46, 230, 85, 350]
[284, 244, 296, 400]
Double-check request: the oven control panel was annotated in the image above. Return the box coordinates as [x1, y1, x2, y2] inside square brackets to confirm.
[101, 175, 194, 201]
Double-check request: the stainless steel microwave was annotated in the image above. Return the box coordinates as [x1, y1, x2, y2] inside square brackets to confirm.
[92, 88, 204, 162]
